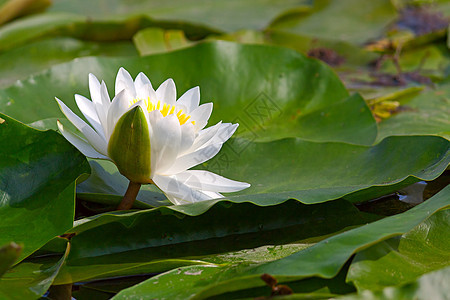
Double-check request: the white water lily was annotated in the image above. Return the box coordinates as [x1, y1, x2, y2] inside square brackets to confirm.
[56, 67, 250, 206]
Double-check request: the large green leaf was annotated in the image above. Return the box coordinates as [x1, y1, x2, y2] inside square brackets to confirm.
[112, 185, 450, 300]
[0, 41, 378, 145]
[0, 113, 89, 262]
[0, 244, 68, 299]
[269, 0, 397, 45]
[0, 1, 310, 52]
[338, 266, 450, 300]
[77, 135, 449, 209]
[0, 37, 137, 87]
[377, 82, 450, 141]
[55, 198, 375, 284]
[195, 135, 448, 204]
[347, 209, 450, 291]
[48, 0, 309, 32]
[212, 29, 379, 68]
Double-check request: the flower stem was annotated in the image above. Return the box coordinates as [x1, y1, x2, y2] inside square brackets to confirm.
[118, 181, 141, 210]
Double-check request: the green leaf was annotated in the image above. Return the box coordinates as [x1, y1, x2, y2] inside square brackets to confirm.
[0, 1, 311, 52]
[0, 41, 379, 145]
[269, 0, 397, 45]
[377, 82, 450, 142]
[77, 135, 449, 209]
[54, 199, 375, 284]
[347, 209, 450, 291]
[47, 0, 310, 32]
[111, 185, 450, 299]
[0, 242, 21, 278]
[133, 27, 192, 56]
[338, 266, 450, 300]
[205, 135, 449, 202]
[0, 113, 89, 262]
[213, 29, 378, 68]
[0, 243, 68, 299]
[0, 37, 137, 88]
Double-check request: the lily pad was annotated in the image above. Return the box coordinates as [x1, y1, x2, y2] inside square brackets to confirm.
[0, 245, 68, 299]
[269, 0, 398, 45]
[346, 209, 450, 291]
[0, 37, 137, 88]
[55, 199, 375, 284]
[48, 0, 310, 33]
[0, 113, 89, 262]
[377, 82, 450, 141]
[339, 266, 450, 300]
[78, 135, 449, 210]
[112, 185, 450, 299]
[0, 0, 311, 52]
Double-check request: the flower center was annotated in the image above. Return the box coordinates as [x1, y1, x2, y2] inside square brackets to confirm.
[130, 98, 195, 125]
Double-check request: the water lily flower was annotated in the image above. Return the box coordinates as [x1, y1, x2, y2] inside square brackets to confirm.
[56, 68, 250, 208]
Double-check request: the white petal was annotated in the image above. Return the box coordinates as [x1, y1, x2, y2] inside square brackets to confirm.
[75, 94, 106, 141]
[156, 78, 176, 106]
[115, 67, 136, 97]
[179, 170, 250, 192]
[178, 122, 195, 155]
[135, 72, 152, 89]
[177, 86, 200, 113]
[187, 121, 222, 153]
[151, 114, 182, 175]
[202, 191, 223, 199]
[135, 73, 156, 100]
[190, 103, 213, 131]
[56, 98, 108, 155]
[165, 143, 222, 174]
[106, 89, 133, 140]
[187, 122, 237, 154]
[89, 73, 102, 107]
[206, 123, 238, 147]
[148, 109, 163, 129]
[152, 174, 221, 205]
[99, 81, 111, 107]
[57, 120, 109, 160]
[97, 81, 111, 138]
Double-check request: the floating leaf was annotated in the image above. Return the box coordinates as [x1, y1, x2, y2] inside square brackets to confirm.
[0, 113, 89, 262]
[77, 134, 450, 211]
[112, 185, 450, 299]
[269, 0, 397, 45]
[47, 0, 310, 33]
[0, 37, 137, 88]
[0, 243, 68, 299]
[377, 82, 450, 141]
[347, 209, 450, 291]
[339, 266, 450, 300]
[54, 199, 375, 284]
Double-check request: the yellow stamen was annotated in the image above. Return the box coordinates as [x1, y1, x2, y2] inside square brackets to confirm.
[129, 97, 195, 125]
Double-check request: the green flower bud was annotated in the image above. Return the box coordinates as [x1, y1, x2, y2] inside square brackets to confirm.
[108, 106, 152, 184]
